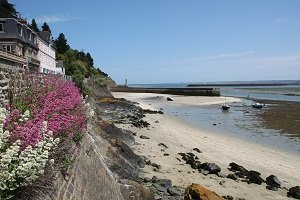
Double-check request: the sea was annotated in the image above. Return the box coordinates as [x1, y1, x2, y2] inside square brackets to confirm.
[129, 82, 300, 154]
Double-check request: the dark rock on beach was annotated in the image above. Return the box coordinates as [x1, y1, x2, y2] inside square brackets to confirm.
[168, 187, 181, 196]
[227, 173, 238, 180]
[247, 170, 264, 185]
[140, 135, 150, 139]
[192, 148, 202, 153]
[199, 162, 221, 174]
[143, 108, 164, 114]
[266, 175, 281, 188]
[158, 143, 168, 148]
[288, 186, 300, 199]
[222, 195, 234, 200]
[229, 162, 249, 176]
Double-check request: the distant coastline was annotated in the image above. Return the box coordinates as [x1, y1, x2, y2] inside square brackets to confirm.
[187, 83, 299, 87]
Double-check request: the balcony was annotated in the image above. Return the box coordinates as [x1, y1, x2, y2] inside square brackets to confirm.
[0, 49, 26, 64]
[28, 57, 40, 66]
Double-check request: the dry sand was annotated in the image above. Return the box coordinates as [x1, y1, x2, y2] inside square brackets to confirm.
[113, 92, 300, 200]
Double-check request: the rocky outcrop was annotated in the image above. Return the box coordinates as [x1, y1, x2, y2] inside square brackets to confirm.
[184, 183, 223, 200]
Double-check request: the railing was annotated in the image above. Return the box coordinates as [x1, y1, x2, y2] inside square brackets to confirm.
[0, 49, 26, 64]
[28, 57, 40, 65]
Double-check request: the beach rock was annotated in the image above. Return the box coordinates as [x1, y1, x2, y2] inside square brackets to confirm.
[288, 186, 300, 199]
[222, 195, 234, 200]
[146, 160, 152, 165]
[158, 143, 168, 148]
[247, 170, 264, 185]
[120, 179, 154, 200]
[168, 187, 181, 196]
[140, 135, 150, 139]
[200, 162, 221, 174]
[193, 148, 202, 153]
[143, 109, 164, 114]
[229, 162, 249, 175]
[227, 173, 238, 180]
[191, 161, 201, 169]
[157, 179, 172, 189]
[163, 153, 169, 156]
[152, 163, 162, 170]
[153, 183, 168, 194]
[266, 175, 281, 188]
[132, 119, 150, 128]
[152, 176, 159, 183]
[186, 152, 195, 157]
[184, 183, 223, 200]
[219, 180, 225, 186]
[143, 177, 152, 183]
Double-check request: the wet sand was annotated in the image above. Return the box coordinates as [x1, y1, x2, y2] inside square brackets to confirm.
[113, 92, 300, 200]
[257, 99, 300, 138]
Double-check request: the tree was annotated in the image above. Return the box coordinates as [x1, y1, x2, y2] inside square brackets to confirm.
[41, 22, 51, 33]
[0, 0, 17, 18]
[86, 53, 94, 67]
[31, 19, 39, 33]
[54, 33, 70, 54]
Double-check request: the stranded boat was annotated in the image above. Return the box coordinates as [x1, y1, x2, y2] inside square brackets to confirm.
[222, 104, 230, 110]
[252, 103, 263, 109]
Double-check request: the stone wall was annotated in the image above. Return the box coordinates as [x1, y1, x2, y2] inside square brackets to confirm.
[33, 122, 125, 200]
[52, 132, 124, 200]
[0, 62, 24, 107]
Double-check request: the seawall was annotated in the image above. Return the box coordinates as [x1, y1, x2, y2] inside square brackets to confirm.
[111, 86, 220, 96]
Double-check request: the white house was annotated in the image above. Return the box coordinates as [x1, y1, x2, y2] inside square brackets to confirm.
[37, 31, 64, 75]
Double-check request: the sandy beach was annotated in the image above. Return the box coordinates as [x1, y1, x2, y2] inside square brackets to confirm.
[113, 92, 300, 200]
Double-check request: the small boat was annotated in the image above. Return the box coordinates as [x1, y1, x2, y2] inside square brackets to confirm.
[252, 103, 263, 109]
[222, 104, 230, 110]
[167, 97, 174, 101]
[222, 89, 230, 110]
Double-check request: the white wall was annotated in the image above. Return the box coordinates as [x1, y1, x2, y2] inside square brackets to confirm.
[37, 38, 64, 74]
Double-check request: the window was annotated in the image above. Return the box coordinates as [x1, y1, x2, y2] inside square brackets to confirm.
[0, 23, 4, 32]
[32, 34, 37, 44]
[28, 30, 32, 41]
[18, 25, 23, 36]
[2, 45, 13, 53]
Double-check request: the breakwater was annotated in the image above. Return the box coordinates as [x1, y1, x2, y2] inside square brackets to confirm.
[111, 86, 220, 96]
[187, 83, 291, 87]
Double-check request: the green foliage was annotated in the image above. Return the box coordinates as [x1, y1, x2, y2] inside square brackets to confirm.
[31, 19, 39, 33]
[73, 132, 84, 146]
[61, 155, 75, 171]
[53, 33, 115, 94]
[72, 73, 89, 96]
[0, 0, 17, 18]
[41, 22, 51, 33]
[54, 33, 70, 54]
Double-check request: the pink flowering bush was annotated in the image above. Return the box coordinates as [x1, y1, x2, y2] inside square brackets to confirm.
[4, 74, 87, 150]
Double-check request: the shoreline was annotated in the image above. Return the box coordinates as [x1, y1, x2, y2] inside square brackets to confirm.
[113, 92, 300, 200]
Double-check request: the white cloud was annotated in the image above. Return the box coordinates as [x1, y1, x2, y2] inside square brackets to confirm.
[35, 14, 77, 24]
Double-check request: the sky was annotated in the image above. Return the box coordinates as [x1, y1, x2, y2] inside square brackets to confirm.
[10, 0, 300, 84]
